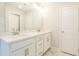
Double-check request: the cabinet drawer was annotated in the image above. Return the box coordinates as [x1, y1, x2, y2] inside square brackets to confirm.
[37, 42, 43, 49]
[37, 46, 43, 56]
[11, 48, 25, 56]
[37, 36, 44, 42]
[10, 38, 35, 51]
[45, 33, 51, 42]
[37, 41, 43, 50]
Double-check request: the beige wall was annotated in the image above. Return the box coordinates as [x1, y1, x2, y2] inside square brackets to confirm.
[0, 3, 5, 33]
[42, 4, 59, 48]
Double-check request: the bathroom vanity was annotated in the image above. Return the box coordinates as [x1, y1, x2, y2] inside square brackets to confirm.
[0, 3, 52, 56]
[0, 31, 52, 56]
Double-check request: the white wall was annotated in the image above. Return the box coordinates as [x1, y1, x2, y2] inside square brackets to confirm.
[0, 3, 5, 33]
[42, 5, 59, 48]
[0, 40, 1, 55]
[42, 3, 79, 49]
[0, 3, 5, 55]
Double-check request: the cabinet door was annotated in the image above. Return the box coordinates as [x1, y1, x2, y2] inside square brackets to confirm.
[25, 43, 35, 56]
[46, 33, 51, 47]
[11, 48, 25, 56]
[36, 36, 44, 56]
[11, 43, 35, 56]
[60, 6, 78, 55]
[44, 33, 51, 52]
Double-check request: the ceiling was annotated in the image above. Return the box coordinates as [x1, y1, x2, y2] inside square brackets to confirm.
[5, 2, 79, 12]
[5, 2, 48, 12]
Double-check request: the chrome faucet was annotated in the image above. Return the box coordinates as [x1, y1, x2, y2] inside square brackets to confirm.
[12, 28, 19, 35]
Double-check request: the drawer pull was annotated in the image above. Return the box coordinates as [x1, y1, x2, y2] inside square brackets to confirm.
[25, 48, 29, 56]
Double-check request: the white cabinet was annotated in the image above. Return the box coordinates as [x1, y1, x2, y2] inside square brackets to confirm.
[11, 38, 35, 56]
[44, 33, 51, 53]
[36, 36, 44, 56]
[11, 43, 35, 56]
[25, 43, 35, 56]
[36, 32, 51, 56]
[11, 48, 25, 56]
[0, 38, 36, 56]
[0, 31, 52, 56]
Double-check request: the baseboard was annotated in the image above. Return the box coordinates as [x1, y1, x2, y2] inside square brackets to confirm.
[62, 51, 76, 56]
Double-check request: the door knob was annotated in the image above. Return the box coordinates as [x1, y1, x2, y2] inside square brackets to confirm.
[61, 31, 64, 33]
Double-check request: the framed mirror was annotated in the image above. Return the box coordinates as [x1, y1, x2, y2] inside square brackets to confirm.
[4, 2, 44, 33]
[5, 2, 25, 33]
[8, 13, 20, 33]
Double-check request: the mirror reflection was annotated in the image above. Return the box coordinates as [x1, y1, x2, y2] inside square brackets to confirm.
[1, 2, 47, 35]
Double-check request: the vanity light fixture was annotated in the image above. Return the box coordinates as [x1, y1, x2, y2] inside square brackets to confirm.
[32, 3, 48, 15]
[19, 5, 22, 9]
[18, 3, 25, 9]
[18, 2, 48, 14]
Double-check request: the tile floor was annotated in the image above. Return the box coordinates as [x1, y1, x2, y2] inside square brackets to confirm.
[43, 48, 72, 56]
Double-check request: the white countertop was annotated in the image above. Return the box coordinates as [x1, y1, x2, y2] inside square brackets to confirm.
[0, 31, 51, 43]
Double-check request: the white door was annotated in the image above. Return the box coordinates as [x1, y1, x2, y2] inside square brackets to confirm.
[61, 6, 78, 55]
[8, 13, 20, 32]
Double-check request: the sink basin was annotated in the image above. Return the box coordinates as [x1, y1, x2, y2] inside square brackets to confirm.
[0, 32, 38, 40]
[10, 32, 38, 39]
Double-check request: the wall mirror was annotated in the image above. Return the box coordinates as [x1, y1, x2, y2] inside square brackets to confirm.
[4, 2, 45, 34]
[5, 2, 25, 34]
[8, 13, 20, 33]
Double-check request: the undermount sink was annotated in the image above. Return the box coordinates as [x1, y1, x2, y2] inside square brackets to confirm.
[11, 32, 37, 39]
[12, 32, 19, 35]
[0, 31, 39, 39]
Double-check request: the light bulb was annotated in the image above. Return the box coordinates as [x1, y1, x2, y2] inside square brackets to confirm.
[19, 5, 22, 9]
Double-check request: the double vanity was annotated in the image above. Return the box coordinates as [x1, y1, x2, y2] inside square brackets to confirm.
[0, 3, 52, 56]
[0, 31, 52, 56]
